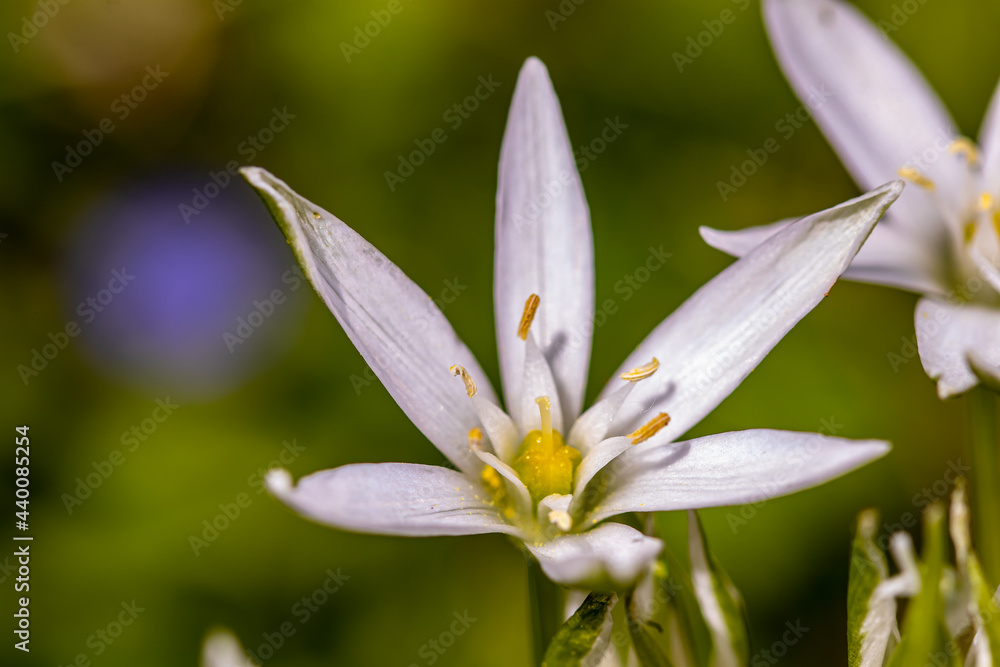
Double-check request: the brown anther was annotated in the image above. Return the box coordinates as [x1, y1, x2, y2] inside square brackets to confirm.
[517, 294, 540, 341]
[449, 365, 477, 397]
[620, 357, 660, 382]
[628, 413, 671, 445]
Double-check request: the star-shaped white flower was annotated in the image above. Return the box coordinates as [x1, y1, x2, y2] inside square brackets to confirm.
[245, 57, 900, 590]
[701, 0, 1000, 399]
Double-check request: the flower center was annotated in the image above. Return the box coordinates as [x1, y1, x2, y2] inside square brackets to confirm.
[512, 396, 581, 506]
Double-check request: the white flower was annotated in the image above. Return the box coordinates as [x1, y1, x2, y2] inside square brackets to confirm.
[244, 57, 899, 590]
[701, 0, 1000, 399]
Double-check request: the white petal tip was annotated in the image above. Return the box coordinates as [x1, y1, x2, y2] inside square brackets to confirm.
[520, 56, 549, 76]
[265, 468, 295, 497]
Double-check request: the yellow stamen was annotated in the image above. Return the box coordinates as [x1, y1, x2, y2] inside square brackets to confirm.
[948, 137, 980, 166]
[517, 294, 540, 340]
[628, 412, 671, 444]
[449, 365, 477, 397]
[468, 427, 483, 450]
[535, 396, 553, 452]
[993, 210, 1000, 241]
[897, 166, 935, 190]
[979, 192, 995, 212]
[620, 357, 660, 382]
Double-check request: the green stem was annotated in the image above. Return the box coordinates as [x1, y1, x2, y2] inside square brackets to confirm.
[969, 386, 1000, 585]
[527, 557, 562, 665]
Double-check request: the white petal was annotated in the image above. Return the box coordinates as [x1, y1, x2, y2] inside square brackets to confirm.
[979, 76, 1000, 194]
[469, 394, 520, 464]
[495, 57, 595, 427]
[765, 0, 965, 245]
[569, 436, 631, 518]
[202, 630, 256, 667]
[603, 183, 903, 441]
[526, 522, 663, 591]
[241, 167, 496, 475]
[567, 383, 635, 455]
[581, 429, 889, 524]
[700, 216, 948, 296]
[915, 298, 1000, 398]
[266, 464, 524, 538]
[518, 335, 564, 434]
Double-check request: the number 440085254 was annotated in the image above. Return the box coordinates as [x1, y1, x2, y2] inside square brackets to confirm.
[15, 426, 29, 524]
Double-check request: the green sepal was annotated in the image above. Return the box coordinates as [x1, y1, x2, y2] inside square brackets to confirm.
[847, 509, 891, 667]
[542, 592, 616, 667]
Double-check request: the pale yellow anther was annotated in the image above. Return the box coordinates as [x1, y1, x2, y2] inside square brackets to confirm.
[897, 166, 936, 190]
[548, 510, 573, 532]
[468, 427, 483, 450]
[620, 357, 660, 382]
[449, 365, 477, 397]
[517, 294, 540, 340]
[979, 192, 995, 212]
[628, 412, 671, 445]
[948, 137, 980, 166]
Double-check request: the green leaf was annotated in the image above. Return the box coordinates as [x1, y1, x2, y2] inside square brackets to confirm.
[847, 509, 893, 667]
[687, 511, 750, 667]
[887, 504, 958, 667]
[542, 592, 616, 667]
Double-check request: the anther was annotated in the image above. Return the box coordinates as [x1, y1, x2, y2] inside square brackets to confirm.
[897, 166, 935, 190]
[517, 294, 540, 340]
[449, 365, 477, 397]
[948, 137, 980, 166]
[979, 192, 994, 212]
[468, 427, 483, 450]
[628, 412, 671, 445]
[620, 357, 660, 382]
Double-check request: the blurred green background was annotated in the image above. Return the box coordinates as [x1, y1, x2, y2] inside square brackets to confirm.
[2, 0, 998, 665]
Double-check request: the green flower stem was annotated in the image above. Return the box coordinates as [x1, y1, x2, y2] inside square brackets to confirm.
[527, 557, 561, 665]
[970, 386, 1000, 585]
